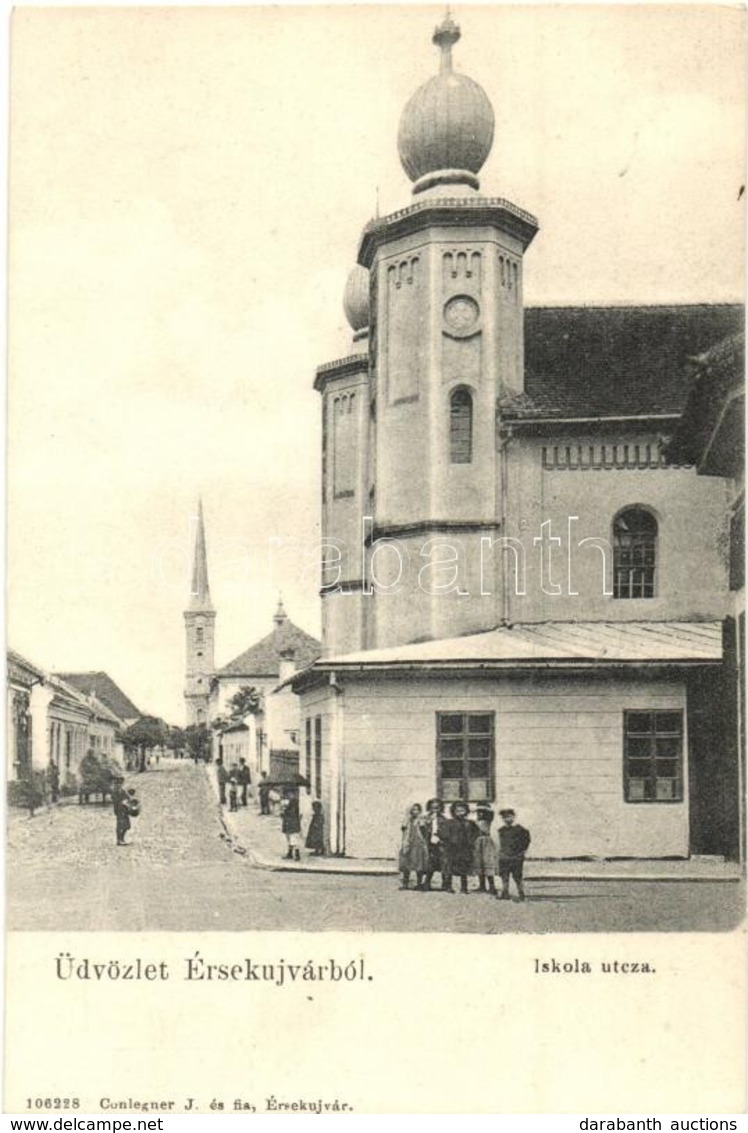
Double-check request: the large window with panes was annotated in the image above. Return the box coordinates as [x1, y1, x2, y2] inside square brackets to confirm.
[436, 712, 495, 802]
[612, 507, 658, 599]
[623, 710, 683, 802]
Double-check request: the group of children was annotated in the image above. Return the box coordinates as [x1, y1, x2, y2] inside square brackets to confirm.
[399, 798, 531, 900]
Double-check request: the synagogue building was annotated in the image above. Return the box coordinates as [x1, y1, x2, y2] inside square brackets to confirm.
[290, 16, 744, 863]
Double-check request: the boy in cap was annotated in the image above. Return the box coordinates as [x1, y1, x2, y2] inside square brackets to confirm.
[497, 808, 531, 901]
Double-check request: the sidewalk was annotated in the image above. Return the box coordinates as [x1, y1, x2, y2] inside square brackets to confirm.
[203, 767, 743, 882]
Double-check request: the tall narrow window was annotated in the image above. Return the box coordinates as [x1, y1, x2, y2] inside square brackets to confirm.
[305, 718, 312, 787]
[623, 710, 683, 802]
[449, 387, 473, 464]
[613, 507, 657, 598]
[196, 626, 204, 643]
[436, 713, 495, 802]
[314, 716, 323, 799]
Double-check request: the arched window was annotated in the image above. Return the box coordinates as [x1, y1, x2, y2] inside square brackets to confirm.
[613, 507, 658, 598]
[450, 387, 473, 464]
[196, 626, 204, 643]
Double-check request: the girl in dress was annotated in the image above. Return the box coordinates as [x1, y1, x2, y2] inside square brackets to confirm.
[305, 800, 325, 855]
[445, 800, 479, 894]
[473, 805, 498, 895]
[398, 803, 429, 890]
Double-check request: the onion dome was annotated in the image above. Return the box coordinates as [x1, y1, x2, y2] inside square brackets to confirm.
[343, 264, 370, 333]
[397, 15, 495, 195]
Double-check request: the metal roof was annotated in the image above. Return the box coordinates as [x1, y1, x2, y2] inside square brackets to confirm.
[314, 621, 723, 671]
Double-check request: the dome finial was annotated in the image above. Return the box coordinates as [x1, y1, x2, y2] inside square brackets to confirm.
[433, 11, 460, 74]
[398, 15, 494, 195]
[274, 594, 288, 627]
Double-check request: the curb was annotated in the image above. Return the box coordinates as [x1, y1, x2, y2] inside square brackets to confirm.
[208, 769, 743, 884]
[240, 846, 743, 883]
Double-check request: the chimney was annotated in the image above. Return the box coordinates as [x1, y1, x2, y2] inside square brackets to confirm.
[278, 647, 296, 685]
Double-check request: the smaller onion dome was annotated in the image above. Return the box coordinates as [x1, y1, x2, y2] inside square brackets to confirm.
[343, 264, 370, 332]
[397, 15, 494, 194]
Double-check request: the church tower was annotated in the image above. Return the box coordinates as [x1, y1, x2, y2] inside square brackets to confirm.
[318, 15, 539, 653]
[183, 499, 215, 726]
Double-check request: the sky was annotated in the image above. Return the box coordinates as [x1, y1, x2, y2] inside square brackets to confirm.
[8, 3, 746, 724]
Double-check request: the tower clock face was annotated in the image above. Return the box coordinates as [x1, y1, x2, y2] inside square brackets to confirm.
[444, 294, 480, 335]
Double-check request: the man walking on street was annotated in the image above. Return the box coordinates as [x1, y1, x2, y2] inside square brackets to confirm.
[238, 758, 251, 806]
[497, 808, 531, 901]
[258, 771, 271, 815]
[47, 759, 60, 805]
[215, 756, 228, 806]
[112, 775, 131, 846]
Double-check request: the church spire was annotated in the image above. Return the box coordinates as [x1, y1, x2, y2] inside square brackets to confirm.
[188, 498, 214, 611]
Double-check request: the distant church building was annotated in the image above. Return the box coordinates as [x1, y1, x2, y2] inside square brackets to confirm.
[291, 17, 743, 861]
[184, 503, 320, 778]
[183, 500, 216, 726]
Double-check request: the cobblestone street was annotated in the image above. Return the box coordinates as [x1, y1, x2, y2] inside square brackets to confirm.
[7, 760, 744, 933]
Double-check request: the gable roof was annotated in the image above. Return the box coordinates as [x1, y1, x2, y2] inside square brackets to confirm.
[218, 618, 321, 678]
[501, 304, 744, 422]
[55, 672, 141, 720]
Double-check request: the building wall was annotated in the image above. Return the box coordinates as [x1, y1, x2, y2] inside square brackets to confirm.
[319, 416, 733, 656]
[321, 672, 690, 860]
[212, 675, 303, 774]
[211, 675, 277, 718]
[47, 709, 91, 785]
[501, 434, 732, 623]
[300, 684, 337, 851]
[221, 726, 253, 776]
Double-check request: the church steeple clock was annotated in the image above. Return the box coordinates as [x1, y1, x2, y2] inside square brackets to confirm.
[183, 499, 215, 726]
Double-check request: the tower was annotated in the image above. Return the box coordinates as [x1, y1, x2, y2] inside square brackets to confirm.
[183, 499, 215, 726]
[317, 15, 539, 653]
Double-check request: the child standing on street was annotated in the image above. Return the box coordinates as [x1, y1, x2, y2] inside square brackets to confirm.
[398, 803, 428, 889]
[281, 787, 302, 861]
[445, 800, 479, 894]
[473, 805, 498, 895]
[305, 800, 326, 856]
[497, 808, 531, 901]
[228, 766, 239, 812]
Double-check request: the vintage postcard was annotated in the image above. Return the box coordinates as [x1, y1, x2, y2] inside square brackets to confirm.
[5, 3, 746, 1116]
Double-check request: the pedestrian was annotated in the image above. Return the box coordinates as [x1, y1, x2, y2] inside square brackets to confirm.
[215, 756, 228, 806]
[258, 771, 271, 815]
[47, 759, 60, 805]
[445, 800, 479, 894]
[23, 771, 44, 819]
[305, 800, 325, 856]
[237, 758, 251, 806]
[473, 805, 498, 895]
[228, 765, 239, 812]
[112, 776, 131, 846]
[126, 787, 141, 818]
[423, 797, 450, 892]
[281, 787, 302, 861]
[497, 808, 531, 901]
[398, 802, 428, 889]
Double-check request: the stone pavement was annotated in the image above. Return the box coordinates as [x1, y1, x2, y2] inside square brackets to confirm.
[204, 766, 743, 883]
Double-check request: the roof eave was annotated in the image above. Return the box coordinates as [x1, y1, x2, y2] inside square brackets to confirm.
[294, 657, 721, 685]
[502, 412, 681, 435]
